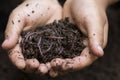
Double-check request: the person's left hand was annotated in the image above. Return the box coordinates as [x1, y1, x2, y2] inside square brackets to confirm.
[49, 0, 108, 77]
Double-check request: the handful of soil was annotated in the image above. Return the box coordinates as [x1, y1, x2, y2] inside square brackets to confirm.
[21, 18, 85, 63]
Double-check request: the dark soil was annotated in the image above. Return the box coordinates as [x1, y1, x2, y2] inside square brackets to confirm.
[21, 18, 85, 63]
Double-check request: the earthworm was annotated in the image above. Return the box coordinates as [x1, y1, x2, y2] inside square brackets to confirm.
[58, 47, 64, 55]
[42, 42, 53, 54]
[25, 29, 51, 41]
[48, 36, 65, 39]
[37, 37, 43, 56]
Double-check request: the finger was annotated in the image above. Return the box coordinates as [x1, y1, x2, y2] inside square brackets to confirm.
[61, 58, 74, 71]
[37, 63, 49, 75]
[25, 58, 39, 73]
[8, 44, 26, 69]
[87, 19, 105, 57]
[46, 62, 51, 71]
[51, 58, 65, 70]
[103, 21, 108, 48]
[84, 11, 108, 57]
[49, 69, 58, 78]
[60, 48, 97, 71]
[2, 11, 25, 50]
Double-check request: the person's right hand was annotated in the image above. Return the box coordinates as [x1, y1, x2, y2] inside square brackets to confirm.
[2, 0, 62, 74]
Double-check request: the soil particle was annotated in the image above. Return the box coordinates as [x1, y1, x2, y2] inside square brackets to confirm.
[27, 14, 30, 17]
[26, 4, 29, 7]
[12, 20, 14, 24]
[18, 20, 21, 23]
[32, 10, 35, 13]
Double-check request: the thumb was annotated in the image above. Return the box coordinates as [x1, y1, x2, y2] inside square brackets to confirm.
[2, 12, 25, 50]
[86, 18, 105, 57]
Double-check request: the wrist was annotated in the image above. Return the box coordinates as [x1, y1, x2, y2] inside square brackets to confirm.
[96, 0, 119, 9]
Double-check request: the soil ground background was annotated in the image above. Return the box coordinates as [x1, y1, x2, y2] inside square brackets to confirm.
[0, 0, 120, 80]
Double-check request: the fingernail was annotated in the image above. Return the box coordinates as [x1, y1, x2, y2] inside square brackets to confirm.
[2, 39, 8, 46]
[97, 46, 104, 56]
[98, 46, 102, 51]
[2, 39, 10, 49]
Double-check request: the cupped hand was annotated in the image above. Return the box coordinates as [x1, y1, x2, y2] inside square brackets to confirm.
[49, 0, 108, 77]
[2, 0, 62, 74]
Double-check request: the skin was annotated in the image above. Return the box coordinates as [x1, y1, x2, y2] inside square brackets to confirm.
[2, 0, 62, 74]
[2, 0, 119, 77]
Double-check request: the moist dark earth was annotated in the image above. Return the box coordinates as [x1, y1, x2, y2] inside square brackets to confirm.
[0, 0, 120, 80]
[21, 18, 85, 63]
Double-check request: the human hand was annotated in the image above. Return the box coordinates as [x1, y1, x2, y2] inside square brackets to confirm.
[49, 0, 108, 77]
[2, 0, 62, 74]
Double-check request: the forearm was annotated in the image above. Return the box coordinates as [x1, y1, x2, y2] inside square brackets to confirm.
[108, 0, 119, 4]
